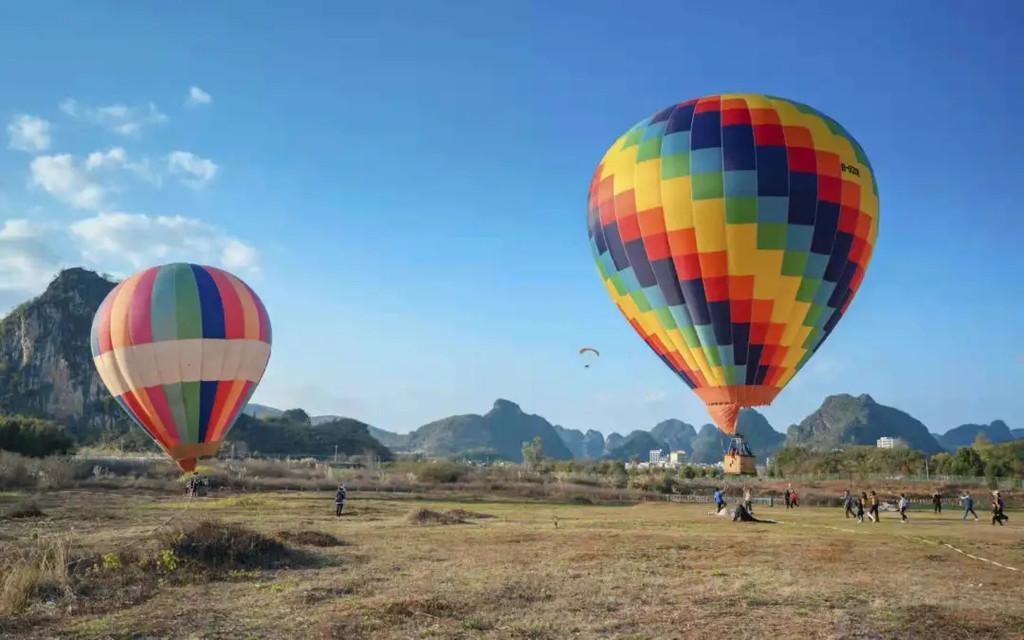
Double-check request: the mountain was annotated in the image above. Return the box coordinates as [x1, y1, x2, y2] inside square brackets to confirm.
[604, 432, 624, 455]
[366, 425, 412, 450]
[405, 399, 573, 461]
[244, 403, 284, 420]
[0, 269, 131, 441]
[553, 425, 605, 459]
[939, 420, 1015, 450]
[649, 419, 696, 452]
[735, 409, 786, 458]
[786, 394, 944, 454]
[230, 410, 392, 460]
[684, 424, 727, 464]
[604, 430, 663, 461]
[1014, 429, 1024, 440]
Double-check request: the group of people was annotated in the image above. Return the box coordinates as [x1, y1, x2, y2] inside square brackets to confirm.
[783, 486, 800, 508]
[184, 475, 208, 498]
[840, 489, 1010, 525]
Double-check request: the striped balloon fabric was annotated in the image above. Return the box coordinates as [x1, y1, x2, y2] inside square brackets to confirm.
[587, 94, 878, 434]
[90, 263, 272, 471]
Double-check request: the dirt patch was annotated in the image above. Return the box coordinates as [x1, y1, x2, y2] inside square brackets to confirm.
[276, 530, 346, 547]
[406, 508, 466, 525]
[3, 500, 45, 519]
[164, 521, 292, 570]
[444, 508, 494, 520]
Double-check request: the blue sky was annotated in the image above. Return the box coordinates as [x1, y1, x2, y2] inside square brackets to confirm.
[0, 2, 1021, 436]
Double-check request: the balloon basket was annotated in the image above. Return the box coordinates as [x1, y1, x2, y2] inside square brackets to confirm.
[723, 435, 757, 476]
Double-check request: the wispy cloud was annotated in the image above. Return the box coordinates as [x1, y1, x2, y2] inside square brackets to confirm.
[0, 219, 62, 294]
[167, 151, 218, 187]
[85, 147, 161, 185]
[7, 114, 52, 153]
[70, 212, 259, 275]
[29, 154, 105, 209]
[59, 98, 168, 136]
[185, 86, 212, 107]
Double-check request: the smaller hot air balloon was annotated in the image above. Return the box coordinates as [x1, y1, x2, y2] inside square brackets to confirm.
[91, 263, 272, 472]
[579, 347, 600, 368]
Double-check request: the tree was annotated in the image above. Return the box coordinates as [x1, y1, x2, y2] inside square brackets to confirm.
[521, 436, 543, 470]
[0, 415, 74, 457]
[281, 408, 311, 425]
[949, 447, 985, 477]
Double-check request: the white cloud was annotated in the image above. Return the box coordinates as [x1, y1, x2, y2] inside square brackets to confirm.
[84, 147, 161, 185]
[167, 151, 218, 187]
[185, 86, 212, 107]
[59, 98, 168, 136]
[642, 390, 669, 404]
[0, 219, 62, 294]
[29, 154, 105, 209]
[69, 212, 259, 274]
[7, 114, 52, 153]
[85, 147, 127, 170]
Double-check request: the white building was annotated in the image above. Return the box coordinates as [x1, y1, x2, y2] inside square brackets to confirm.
[669, 450, 687, 465]
[876, 436, 896, 449]
[649, 449, 663, 465]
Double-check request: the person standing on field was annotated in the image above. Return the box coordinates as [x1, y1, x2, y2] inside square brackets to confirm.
[335, 483, 348, 517]
[743, 486, 753, 513]
[784, 487, 792, 509]
[868, 491, 880, 523]
[961, 491, 979, 521]
[932, 491, 942, 514]
[855, 494, 865, 523]
[843, 489, 854, 519]
[898, 493, 909, 522]
[991, 491, 1008, 526]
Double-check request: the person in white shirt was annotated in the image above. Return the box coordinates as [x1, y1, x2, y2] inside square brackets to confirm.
[898, 493, 909, 522]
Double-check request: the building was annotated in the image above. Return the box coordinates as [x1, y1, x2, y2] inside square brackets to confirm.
[669, 450, 687, 465]
[876, 436, 896, 449]
[648, 449, 663, 465]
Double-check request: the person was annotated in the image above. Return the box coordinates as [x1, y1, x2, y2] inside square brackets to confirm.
[961, 491, 979, 521]
[335, 483, 347, 517]
[991, 491, 1008, 526]
[784, 487, 792, 509]
[855, 493, 865, 523]
[843, 490, 854, 519]
[932, 491, 942, 514]
[868, 491, 880, 523]
[790, 489, 800, 508]
[185, 474, 198, 497]
[743, 486, 753, 513]
[732, 503, 774, 523]
[898, 493, 909, 522]
[713, 487, 726, 513]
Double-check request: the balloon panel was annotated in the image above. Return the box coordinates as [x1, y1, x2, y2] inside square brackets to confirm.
[90, 263, 272, 456]
[587, 94, 878, 413]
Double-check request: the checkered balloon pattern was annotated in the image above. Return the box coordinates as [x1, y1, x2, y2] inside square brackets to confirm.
[587, 94, 878, 434]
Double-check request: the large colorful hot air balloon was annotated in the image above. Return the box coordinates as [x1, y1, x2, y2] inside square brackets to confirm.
[90, 263, 272, 472]
[587, 94, 878, 435]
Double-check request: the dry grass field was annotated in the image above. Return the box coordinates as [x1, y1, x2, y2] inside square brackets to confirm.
[1, 489, 1022, 639]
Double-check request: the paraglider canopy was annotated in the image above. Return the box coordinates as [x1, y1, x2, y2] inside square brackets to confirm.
[579, 347, 600, 368]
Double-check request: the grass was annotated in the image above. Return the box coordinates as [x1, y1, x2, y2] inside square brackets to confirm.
[0, 490, 1021, 638]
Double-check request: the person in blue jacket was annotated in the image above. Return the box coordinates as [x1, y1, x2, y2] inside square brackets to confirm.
[713, 488, 726, 513]
[960, 491, 978, 521]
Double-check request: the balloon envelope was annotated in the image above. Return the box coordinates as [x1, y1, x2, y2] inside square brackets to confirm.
[587, 94, 878, 434]
[90, 263, 272, 471]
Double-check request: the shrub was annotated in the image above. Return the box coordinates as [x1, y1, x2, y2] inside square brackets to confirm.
[412, 461, 469, 484]
[0, 415, 74, 457]
[162, 521, 291, 570]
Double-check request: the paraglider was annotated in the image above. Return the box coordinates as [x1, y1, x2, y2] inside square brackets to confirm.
[579, 346, 600, 368]
[90, 263, 272, 472]
[586, 94, 878, 453]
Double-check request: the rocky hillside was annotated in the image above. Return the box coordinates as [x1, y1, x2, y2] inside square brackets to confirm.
[785, 394, 944, 454]
[604, 430, 664, 461]
[552, 425, 605, 459]
[403, 399, 573, 462]
[0, 268, 131, 441]
[230, 408, 392, 460]
[939, 420, 1015, 450]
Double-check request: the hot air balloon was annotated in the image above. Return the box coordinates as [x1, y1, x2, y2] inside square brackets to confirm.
[579, 347, 600, 368]
[587, 94, 878, 451]
[90, 263, 272, 472]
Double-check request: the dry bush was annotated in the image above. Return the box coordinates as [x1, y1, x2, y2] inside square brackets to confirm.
[162, 521, 292, 570]
[0, 535, 71, 615]
[406, 508, 465, 525]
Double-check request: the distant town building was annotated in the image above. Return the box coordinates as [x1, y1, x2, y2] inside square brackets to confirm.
[669, 450, 687, 465]
[876, 436, 897, 449]
[649, 449, 663, 465]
